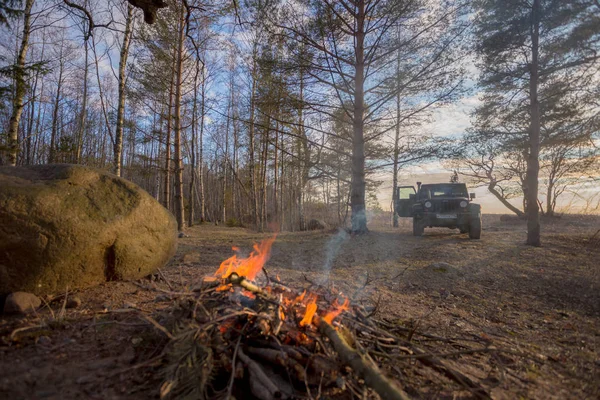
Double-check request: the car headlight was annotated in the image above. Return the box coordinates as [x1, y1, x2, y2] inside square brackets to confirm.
[424, 201, 432, 208]
[460, 201, 467, 208]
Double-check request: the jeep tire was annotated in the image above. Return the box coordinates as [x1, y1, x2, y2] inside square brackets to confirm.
[413, 217, 424, 236]
[468, 216, 481, 239]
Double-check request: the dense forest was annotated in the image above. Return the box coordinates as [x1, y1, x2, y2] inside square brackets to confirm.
[1, 0, 599, 246]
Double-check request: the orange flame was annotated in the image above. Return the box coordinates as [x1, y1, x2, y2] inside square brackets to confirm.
[295, 290, 306, 303]
[323, 297, 350, 324]
[299, 294, 318, 327]
[216, 284, 232, 292]
[214, 236, 276, 281]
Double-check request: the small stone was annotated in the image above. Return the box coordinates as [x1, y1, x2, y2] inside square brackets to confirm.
[3, 292, 41, 314]
[66, 296, 82, 309]
[37, 336, 51, 346]
[131, 337, 143, 345]
[178, 232, 189, 238]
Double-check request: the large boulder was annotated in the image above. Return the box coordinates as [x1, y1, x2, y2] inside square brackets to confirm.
[0, 164, 177, 295]
[306, 219, 328, 231]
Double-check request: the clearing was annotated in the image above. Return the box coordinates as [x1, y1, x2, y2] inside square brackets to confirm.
[1, 215, 598, 399]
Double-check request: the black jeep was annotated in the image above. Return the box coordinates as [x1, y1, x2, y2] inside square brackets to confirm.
[394, 182, 482, 239]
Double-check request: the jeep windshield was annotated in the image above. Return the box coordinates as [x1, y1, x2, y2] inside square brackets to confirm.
[420, 184, 468, 199]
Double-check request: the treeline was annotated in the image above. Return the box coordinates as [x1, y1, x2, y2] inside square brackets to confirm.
[1, 0, 599, 246]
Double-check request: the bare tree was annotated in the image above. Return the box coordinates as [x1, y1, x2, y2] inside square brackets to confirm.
[5, 0, 34, 166]
[114, 4, 135, 176]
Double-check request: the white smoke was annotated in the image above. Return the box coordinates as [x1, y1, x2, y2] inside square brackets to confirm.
[320, 228, 350, 283]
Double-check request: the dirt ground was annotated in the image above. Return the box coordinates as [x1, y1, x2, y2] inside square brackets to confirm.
[1, 214, 599, 399]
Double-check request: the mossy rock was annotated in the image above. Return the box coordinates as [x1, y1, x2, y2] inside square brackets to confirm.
[0, 164, 177, 295]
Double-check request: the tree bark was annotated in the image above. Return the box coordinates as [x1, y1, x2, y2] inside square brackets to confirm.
[49, 54, 65, 163]
[392, 31, 401, 228]
[261, 120, 269, 230]
[6, 0, 34, 166]
[223, 101, 230, 224]
[248, 43, 260, 230]
[526, 0, 542, 246]
[114, 5, 134, 177]
[351, 0, 368, 234]
[173, 4, 186, 231]
[273, 119, 279, 223]
[76, 39, 89, 164]
[199, 62, 206, 222]
[488, 181, 525, 218]
[163, 53, 176, 211]
[189, 55, 201, 227]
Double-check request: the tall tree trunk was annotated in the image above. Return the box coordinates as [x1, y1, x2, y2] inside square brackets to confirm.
[6, 0, 34, 166]
[223, 101, 230, 224]
[189, 56, 201, 227]
[232, 95, 239, 220]
[114, 5, 134, 177]
[526, 0, 541, 246]
[261, 119, 269, 230]
[76, 39, 89, 164]
[392, 35, 401, 228]
[49, 61, 64, 163]
[31, 31, 46, 164]
[248, 43, 260, 230]
[163, 54, 176, 210]
[279, 129, 285, 230]
[25, 65, 40, 164]
[351, 0, 367, 233]
[546, 181, 554, 217]
[154, 110, 163, 200]
[172, 5, 186, 231]
[297, 68, 308, 231]
[199, 63, 206, 222]
[273, 119, 279, 223]
[91, 34, 113, 166]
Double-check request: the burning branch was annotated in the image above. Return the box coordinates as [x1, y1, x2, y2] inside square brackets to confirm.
[228, 272, 265, 295]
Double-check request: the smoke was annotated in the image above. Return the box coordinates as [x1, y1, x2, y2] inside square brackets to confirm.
[320, 228, 350, 283]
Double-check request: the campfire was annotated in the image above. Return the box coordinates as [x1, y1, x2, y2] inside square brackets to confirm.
[153, 236, 493, 400]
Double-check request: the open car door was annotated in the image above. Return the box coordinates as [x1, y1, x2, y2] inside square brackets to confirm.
[395, 186, 416, 217]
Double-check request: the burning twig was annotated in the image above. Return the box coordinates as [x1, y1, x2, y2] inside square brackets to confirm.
[228, 272, 265, 295]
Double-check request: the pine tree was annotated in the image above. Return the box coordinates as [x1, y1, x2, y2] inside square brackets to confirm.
[472, 0, 600, 246]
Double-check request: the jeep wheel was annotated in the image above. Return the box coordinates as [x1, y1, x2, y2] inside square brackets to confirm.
[468, 217, 481, 239]
[413, 218, 424, 236]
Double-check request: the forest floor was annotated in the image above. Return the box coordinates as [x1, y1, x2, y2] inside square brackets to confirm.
[1, 214, 599, 399]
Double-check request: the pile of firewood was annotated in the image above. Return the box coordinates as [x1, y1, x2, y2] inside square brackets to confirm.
[149, 268, 496, 400]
